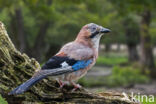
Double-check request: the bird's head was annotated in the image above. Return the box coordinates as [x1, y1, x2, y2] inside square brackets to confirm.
[75, 23, 110, 49]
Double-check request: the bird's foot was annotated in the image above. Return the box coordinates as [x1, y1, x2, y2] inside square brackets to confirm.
[71, 83, 82, 92]
[58, 80, 66, 88]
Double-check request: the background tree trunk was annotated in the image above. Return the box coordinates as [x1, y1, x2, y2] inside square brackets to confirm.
[139, 9, 156, 77]
[0, 22, 139, 104]
[31, 21, 50, 62]
[9, 8, 27, 53]
[123, 17, 139, 62]
[15, 8, 26, 53]
[127, 45, 138, 62]
[105, 44, 111, 52]
[30, 0, 53, 62]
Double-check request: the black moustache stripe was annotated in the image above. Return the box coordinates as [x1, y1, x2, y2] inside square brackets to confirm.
[90, 31, 99, 38]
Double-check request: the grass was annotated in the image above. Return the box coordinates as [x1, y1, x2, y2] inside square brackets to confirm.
[105, 66, 150, 87]
[96, 56, 128, 66]
[78, 77, 108, 87]
[96, 52, 128, 66]
[78, 65, 150, 88]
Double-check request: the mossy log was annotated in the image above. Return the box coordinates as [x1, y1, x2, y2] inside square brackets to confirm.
[0, 21, 139, 104]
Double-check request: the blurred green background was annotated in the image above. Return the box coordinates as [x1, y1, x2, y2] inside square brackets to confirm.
[0, 0, 156, 103]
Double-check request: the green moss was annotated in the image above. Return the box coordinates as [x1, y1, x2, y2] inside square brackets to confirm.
[0, 94, 8, 104]
[0, 84, 8, 90]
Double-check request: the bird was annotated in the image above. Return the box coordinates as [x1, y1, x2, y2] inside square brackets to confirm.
[8, 23, 110, 95]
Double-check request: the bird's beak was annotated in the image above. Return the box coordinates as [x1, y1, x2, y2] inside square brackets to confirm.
[100, 27, 111, 33]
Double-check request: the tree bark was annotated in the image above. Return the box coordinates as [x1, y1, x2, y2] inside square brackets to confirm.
[0, 22, 139, 104]
[139, 9, 155, 77]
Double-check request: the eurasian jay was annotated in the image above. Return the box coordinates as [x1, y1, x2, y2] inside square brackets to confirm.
[9, 23, 110, 95]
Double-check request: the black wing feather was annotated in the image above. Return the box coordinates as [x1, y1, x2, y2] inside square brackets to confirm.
[41, 56, 77, 69]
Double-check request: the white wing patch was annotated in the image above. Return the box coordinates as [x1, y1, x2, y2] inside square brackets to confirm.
[61, 62, 69, 68]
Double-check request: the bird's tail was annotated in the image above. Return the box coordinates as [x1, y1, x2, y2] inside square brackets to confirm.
[8, 66, 73, 95]
[8, 73, 46, 95]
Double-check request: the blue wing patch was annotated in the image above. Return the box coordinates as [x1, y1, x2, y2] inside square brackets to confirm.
[72, 60, 92, 71]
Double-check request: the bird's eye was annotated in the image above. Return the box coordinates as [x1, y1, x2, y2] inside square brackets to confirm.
[90, 27, 96, 33]
[89, 27, 99, 38]
[92, 27, 96, 30]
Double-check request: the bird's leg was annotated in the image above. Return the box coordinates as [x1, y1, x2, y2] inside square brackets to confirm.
[58, 80, 66, 88]
[71, 82, 82, 92]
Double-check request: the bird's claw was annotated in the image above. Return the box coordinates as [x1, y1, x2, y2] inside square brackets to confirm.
[58, 80, 66, 88]
[59, 83, 65, 88]
[71, 84, 82, 92]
